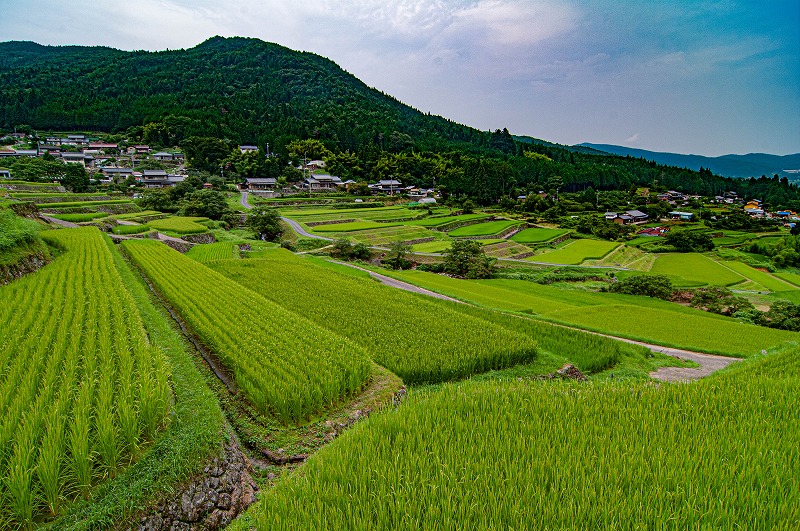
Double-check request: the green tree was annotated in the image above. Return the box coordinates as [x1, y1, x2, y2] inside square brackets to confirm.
[384, 240, 411, 270]
[61, 163, 90, 192]
[181, 137, 231, 174]
[181, 189, 230, 220]
[246, 207, 283, 241]
[689, 287, 754, 316]
[442, 240, 496, 279]
[609, 274, 674, 300]
[664, 230, 714, 252]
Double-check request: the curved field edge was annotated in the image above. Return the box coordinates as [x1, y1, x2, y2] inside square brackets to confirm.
[231, 348, 800, 530]
[209, 252, 540, 385]
[121, 239, 371, 423]
[51, 236, 225, 530]
[369, 268, 797, 358]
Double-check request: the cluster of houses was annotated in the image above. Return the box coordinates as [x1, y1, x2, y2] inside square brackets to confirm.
[0, 134, 184, 171]
[239, 174, 435, 199]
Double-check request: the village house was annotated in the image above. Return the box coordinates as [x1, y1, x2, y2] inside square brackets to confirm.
[605, 210, 649, 225]
[0, 169, 11, 179]
[667, 211, 694, 221]
[243, 177, 277, 191]
[239, 145, 258, 154]
[305, 174, 344, 191]
[60, 152, 94, 167]
[138, 169, 186, 188]
[152, 151, 175, 161]
[369, 179, 403, 194]
[637, 226, 669, 237]
[88, 142, 118, 153]
[128, 145, 152, 154]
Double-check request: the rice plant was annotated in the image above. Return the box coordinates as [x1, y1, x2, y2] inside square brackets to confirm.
[122, 239, 371, 422]
[0, 227, 172, 527]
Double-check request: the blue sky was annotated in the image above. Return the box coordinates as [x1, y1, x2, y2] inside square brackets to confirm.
[1, 0, 798, 156]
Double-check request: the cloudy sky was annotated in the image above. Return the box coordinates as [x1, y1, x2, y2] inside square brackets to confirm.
[2, 1, 798, 156]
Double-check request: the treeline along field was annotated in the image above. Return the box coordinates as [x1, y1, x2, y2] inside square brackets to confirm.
[0, 227, 172, 528]
[121, 239, 371, 422]
[234, 347, 800, 530]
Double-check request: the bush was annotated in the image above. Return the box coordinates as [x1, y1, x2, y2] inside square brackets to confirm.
[0, 209, 41, 251]
[383, 240, 411, 270]
[664, 229, 714, 252]
[442, 240, 496, 279]
[689, 287, 754, 316]
[609, 274, 674, 300]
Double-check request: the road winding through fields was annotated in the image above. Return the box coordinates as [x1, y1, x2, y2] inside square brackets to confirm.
[234, 196, 740, 381]
[334, 262, 741, 382]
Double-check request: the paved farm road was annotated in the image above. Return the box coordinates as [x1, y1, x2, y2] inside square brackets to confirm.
[240, 191, 252, 209]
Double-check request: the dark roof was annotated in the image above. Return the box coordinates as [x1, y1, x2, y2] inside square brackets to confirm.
[142, 169, 168, 177]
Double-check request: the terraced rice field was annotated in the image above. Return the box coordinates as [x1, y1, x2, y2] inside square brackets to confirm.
[186, 242, 241, 262]
[405, 214, 490, 227]
[511, 227, 570, 244]
[481, 241, 532, 258]
[282, 206, 422, 223]
[650, 253, 745, 287]
[36, 199, 133, 209]
[211, 251, 539, 384]
[410, 240, 453, 253]
[448, 220, 520, 237]
[311, 221, 401, 232]
[237, 349, 800, 530]
[50, 212, 109, 222]
[0, 228, 171, 526]
[720, 261, 798, 292]
[148, 216, 210, 234]
[347, 225, 442, 246]
[373, 270, 797, 357]
[112, 223, 151, 235]
[586, 244, 650, 268]
[529, 239, 619, 265]
[774, 271, 800, 287]
[122, 240, 371, 422]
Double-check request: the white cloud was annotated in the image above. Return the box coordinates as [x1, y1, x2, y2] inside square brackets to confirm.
[626, 133, 640, 144]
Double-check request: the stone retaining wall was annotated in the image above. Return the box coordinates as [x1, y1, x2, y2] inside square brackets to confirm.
[136, 438, 258, 530]
[182, 233, 216, 244]
[305, 218, 356, 227]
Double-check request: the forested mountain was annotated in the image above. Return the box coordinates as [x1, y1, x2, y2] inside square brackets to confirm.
[0, 37, 488, 155]
[1, 37, 799, 209]
[580, 143, 800, 180]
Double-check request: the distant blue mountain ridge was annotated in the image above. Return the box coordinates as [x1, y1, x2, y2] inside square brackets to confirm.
[578, 143, 800, 180]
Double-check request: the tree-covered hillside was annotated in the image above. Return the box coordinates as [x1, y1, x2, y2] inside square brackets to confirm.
[0, 37, 487, 155]
[1, 37, 799, 209]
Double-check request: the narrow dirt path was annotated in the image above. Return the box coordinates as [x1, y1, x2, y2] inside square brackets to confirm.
[645, 348, 741, 382]
[41, 215, 79, 228]
[334, 262, 741, 381]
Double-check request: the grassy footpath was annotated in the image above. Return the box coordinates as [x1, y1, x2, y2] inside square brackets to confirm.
[52, 237, 224, 529]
